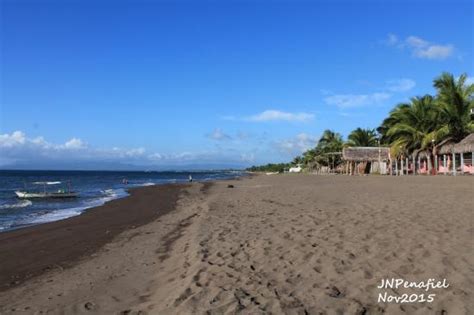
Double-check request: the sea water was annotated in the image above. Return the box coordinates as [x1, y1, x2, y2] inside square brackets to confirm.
[0, 170, 243, 232]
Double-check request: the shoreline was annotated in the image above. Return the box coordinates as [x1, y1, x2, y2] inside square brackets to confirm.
[0, 183, 186, 292]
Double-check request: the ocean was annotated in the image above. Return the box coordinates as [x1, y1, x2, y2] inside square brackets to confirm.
[0, 170, 244, 232]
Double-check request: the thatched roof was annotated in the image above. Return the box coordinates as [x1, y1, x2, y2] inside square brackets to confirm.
[417, 150, 430, 158]
[454, 133, 474, 153]
[436, 138, 456, 155]
[342, 147, 390, 161]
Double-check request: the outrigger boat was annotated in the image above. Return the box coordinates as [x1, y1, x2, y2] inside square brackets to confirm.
[15, 181, 78, 199]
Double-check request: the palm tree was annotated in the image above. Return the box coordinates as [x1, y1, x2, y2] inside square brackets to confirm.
[314, 130, 344, 169]
[385, 95, 440, 153]
[433, 72, 474, 142]
[383, 95, 440, 173]
[291, 156, 303, 166]
[347, 128, 378, 147]
[317, 129, 344, 152]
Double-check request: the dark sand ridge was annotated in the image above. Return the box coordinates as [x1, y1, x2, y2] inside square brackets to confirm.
[0, 184, 185, 292]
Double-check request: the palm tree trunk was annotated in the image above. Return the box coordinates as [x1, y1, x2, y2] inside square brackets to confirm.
[427, 153, 432, 175]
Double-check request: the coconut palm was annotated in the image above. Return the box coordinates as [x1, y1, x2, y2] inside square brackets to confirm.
[383, 95, 441, 173]
[433, 72, 474, 142]
[384, 95, 440, 154]
[347, 128, 378, 147]
[313, 130, 344, 167]
[317, 129, 344, 152]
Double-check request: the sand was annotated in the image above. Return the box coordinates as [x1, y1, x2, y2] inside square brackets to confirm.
[0, 184, 184, 292]
[0, 175, 472, 314]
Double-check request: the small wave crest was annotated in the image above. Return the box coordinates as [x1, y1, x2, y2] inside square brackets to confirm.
[23, 189, 128, 226]
[0, 200, 33, 209]
[141, 182, 155, 186]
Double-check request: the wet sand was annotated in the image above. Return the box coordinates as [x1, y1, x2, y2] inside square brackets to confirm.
[0, 184, 184, 292]
[0, 175, 472, 314]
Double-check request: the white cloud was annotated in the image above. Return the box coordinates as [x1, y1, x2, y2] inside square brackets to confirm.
[206, 128, 232, 141]
[414, 44, 454, 60]
[124, 147, 146, 157]
[385, 34, 454, 60]
[275, 133, 317, 155]
[64, 138, 86, 149]
[386, 78, 416, 92]
[0, 131, 26, 147]
[324, 92, 391, 108]
[247, 110, 314, 122]
[405, 36, 429, 48]
[0, 130, 252, 168]
[324, 77, 415, 108]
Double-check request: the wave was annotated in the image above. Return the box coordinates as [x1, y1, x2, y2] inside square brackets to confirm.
[140, 182, 155, 186]
[27, 207, 84, 224]
[13, 189, 129, 228]
[0, 200, 33, 209]
[32, 181, 62, 185]
[100, 188, 128, 201]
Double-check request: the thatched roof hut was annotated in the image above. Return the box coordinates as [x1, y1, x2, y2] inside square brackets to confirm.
[436, 138, 456, 155]
[342, 147, 390, 161]
[417, 150, 430, 158]
[454, 133, 474, 153]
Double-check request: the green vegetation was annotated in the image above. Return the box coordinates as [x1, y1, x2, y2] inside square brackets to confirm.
[246, 163, 291, 173]
[249, 72, 473, 173]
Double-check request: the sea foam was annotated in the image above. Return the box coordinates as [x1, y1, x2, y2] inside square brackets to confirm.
[0, 200, 33, 209]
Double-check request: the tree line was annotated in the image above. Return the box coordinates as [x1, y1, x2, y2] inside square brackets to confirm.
[247, 72, 473, 172]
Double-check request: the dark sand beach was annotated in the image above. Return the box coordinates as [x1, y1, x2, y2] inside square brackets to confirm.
[0, 175, 472, 314]
[0, 184, 184, 292]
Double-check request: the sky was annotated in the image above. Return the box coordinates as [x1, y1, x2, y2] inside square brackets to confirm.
[1, 0, 473, 170]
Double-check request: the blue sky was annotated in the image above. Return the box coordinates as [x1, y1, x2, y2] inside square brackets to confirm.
[1, 0, 473, 169]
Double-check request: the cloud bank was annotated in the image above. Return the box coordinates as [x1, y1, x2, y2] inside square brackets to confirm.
[0, 131, 251, 169]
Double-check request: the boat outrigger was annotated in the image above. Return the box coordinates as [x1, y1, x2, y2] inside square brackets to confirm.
[15, 181, 78, 199]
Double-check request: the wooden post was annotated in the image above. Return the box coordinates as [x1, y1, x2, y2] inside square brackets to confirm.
[405, 157, 409, 175]
[412, 155, 416, 175]
[400, 158, 404, 176]
[452, 152, 456, 176]
[460, 153, 464, 175]
[395, 159, 398, 176]
[427, 155, 432, 175]
[417, 156, 421, 174]
[443, 154, 447, 175]
[434, 155, 438, 175]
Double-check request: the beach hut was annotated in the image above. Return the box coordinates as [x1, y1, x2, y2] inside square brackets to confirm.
[342, 147, 391, 175]
[435, 138, 456, 175]
[414, 150, 430, 175]
[454, 133, 474, 175]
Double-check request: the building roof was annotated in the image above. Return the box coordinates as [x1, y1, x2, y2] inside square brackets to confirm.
[454, 133, 474, 153]
[342, 147, 390, 161]
[436, 138, 456, 155]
